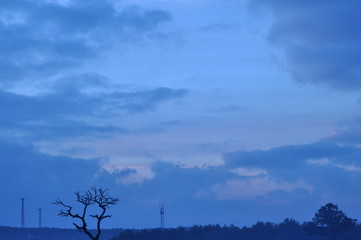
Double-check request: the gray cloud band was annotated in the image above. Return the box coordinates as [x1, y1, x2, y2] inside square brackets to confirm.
[250, 0, 361, 90]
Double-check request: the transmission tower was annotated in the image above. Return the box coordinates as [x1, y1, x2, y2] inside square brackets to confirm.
[21, 198, 25, 228]
[38, 208, 42, 228]
[159, 203, 165, 229]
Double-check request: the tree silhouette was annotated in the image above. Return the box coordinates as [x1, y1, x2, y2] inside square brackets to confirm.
[53, 186, 119, 240]
[305, 203, 356, 240]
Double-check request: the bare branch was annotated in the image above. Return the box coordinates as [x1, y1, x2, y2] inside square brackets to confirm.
[53, 186, 118, 240]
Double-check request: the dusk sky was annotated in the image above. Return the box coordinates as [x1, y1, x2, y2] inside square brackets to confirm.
[1, 0, 361, 230]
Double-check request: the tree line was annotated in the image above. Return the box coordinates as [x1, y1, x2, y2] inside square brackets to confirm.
[53, 187, 359, 240]
[112, 218, 361, 240]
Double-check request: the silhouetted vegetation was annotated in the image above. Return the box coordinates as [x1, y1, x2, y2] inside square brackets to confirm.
[304, 203, 357, 240]
[53, 186, 119, 240]
[2, 220, 361, 240]
[3, 201, 360, 240]
[111, 203, 359, 240]
[0, 227, 121, 240]
[112, 220, 361, 240]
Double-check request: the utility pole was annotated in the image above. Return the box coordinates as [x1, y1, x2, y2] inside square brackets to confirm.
[21, 198, 25, 228]
[159, 203, 165, 229]
[38, 208, 42, 228]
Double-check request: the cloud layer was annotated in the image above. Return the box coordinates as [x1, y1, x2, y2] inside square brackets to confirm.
[251, 0, 361, 90]
[2, 140, 361, 228]
[0, 85, 187, 141]
[0, 0, 171, 85]
[1, 0, 361, 230]
[0, 0, 187, 142]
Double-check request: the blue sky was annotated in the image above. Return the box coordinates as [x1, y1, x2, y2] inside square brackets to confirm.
[1, 0, 361, 229]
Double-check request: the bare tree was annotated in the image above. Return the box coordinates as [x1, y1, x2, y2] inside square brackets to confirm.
[53, 186, 119, 240]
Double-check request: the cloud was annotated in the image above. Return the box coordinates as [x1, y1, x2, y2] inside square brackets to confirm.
[212, 177, 312, 200]
[104, 165, 155, 185]
[144, 161, 235, 198]
[200, 22, 242, 32]
[2, 139, 361, 228]
[223, 142, 361, 200]
[109, 87, 188, 112]
[250, 0, 361, 90]
[110, 146, 361, 226]
[0, 140, 103, 199]
[323, 128, 361, 144]
[322, 114, 361, 145]
[0, 139, 131, 227]
[224, 142, 361, 169]
[319, 113, 361, 144]
[0, 0, 171, 85]
[0, 85, 188, 141]
[0, 0, 185, 141]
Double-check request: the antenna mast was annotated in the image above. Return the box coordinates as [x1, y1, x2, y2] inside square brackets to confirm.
[159, 203, 165, 229]
[21, 198, 25, 228]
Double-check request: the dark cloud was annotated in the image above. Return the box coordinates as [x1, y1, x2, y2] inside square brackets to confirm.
[0, 141, 280, 227]
[105, 146, 361, 227]
[108, 161, 245, 227]
[0, 0, 178, 141]
[2, 139, 361, 228]
[0, 139, 104, 226]
[224, 142, 359, 169]
[0, 0, 171, 84]
[0, 141, 238, 227]
[250, 0, 361, 90]
[223, 142, 361, 195]
[0, 85, 187, 140]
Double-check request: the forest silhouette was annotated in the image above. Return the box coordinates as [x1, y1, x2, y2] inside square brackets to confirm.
[112, 219, 361, 240]
[2, 202, 360, 240]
